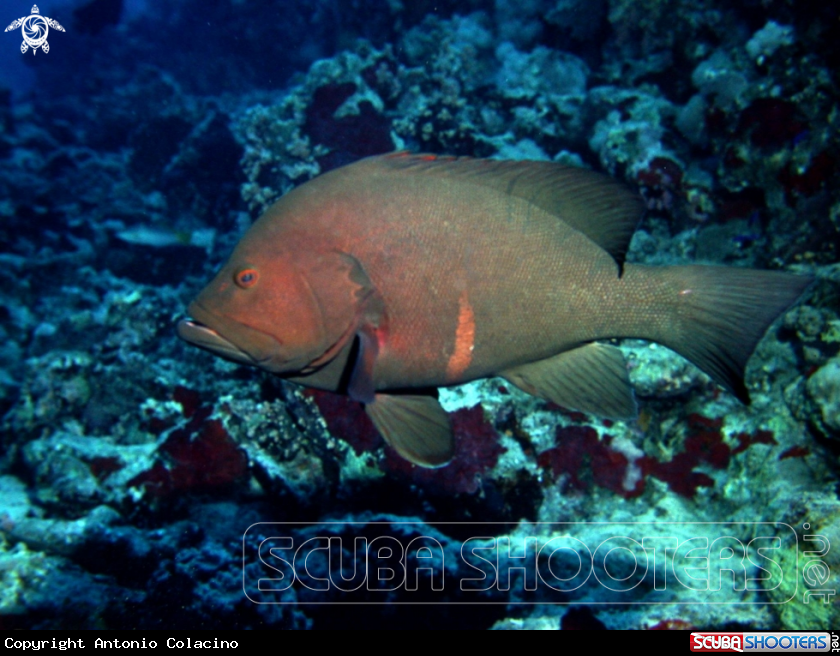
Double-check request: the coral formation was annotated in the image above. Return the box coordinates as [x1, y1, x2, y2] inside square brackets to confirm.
[0, 0, 837, 631]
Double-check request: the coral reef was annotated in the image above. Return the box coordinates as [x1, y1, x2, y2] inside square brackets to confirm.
[0, 0, 837, 631]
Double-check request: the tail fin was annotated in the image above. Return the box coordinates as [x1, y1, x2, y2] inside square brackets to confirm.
[655, 265, 811, 403]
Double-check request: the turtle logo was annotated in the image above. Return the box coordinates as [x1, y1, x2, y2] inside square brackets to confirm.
[5, 5, 65, 55]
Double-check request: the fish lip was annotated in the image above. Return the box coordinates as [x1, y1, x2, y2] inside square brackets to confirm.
[177, 317, 268, 366]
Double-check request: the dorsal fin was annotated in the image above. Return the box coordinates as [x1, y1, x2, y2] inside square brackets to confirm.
[374, 152, 645, 273]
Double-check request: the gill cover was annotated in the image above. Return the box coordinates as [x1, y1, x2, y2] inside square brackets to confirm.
[189, 249, 378, 375]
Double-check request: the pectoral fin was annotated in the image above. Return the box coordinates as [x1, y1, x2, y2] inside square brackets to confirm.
[348, 327, 378, 404]
[365, 394, 454, 468]
[502, 343, 637, 419]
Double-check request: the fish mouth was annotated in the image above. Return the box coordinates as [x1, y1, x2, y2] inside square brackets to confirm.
[177, 318, 265, 366]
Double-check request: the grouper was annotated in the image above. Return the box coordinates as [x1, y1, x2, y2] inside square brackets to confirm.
[177, 152, 810, 467]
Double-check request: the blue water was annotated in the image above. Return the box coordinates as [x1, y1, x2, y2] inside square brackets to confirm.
[0, 0, 837, 631]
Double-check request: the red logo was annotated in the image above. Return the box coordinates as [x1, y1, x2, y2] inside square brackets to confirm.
[691, 634, 744, 653]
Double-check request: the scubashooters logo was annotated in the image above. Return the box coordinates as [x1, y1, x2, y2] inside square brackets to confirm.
[4, 5, 65, 55]
[243, 521, 820, 605]
[690, 632, 832, 652]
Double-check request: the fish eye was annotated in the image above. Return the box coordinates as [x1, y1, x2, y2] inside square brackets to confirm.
[235, 267, 259, 288]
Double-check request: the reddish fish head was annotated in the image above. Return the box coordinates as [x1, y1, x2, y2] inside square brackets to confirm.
[178, 247, 337, 375]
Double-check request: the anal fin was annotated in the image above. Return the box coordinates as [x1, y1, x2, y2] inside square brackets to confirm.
[365, 394, 454, 468]
[502, 343, 637, 419]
